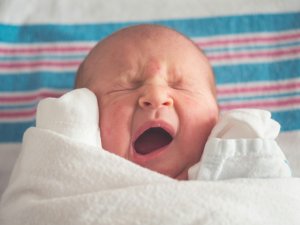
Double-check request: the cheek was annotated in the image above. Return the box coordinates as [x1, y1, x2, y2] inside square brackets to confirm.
[99, 103, 134, 157]
[176, 95, 218, 150]
[180, 94, 218, 125]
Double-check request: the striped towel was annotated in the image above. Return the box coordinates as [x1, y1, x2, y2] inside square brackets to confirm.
[0, 13, 300, 142]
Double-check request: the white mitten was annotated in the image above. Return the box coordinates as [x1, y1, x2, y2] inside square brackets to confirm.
[209, 108, 280, 139]
[36, 88, 101, 147]
[188, 109, 291, 180]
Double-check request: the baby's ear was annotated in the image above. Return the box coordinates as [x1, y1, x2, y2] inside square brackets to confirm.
[36, 88, 101, 147]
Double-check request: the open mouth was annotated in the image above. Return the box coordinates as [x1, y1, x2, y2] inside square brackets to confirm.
[134, 127, 173, 155]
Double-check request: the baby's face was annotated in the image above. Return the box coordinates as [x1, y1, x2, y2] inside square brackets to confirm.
[80, 26, 218, 180]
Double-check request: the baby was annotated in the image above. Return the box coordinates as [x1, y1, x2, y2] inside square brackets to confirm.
[75, 24, 291, 180]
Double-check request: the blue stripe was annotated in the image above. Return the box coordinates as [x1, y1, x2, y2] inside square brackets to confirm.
[0, 104, 36, 110]
[0, 13, 299, 43]
[218, 92, 300, 103]
[0, 72, 75, 91]
[214, 59, 300, 84]
[0, 121, 34, 142]
[0, 54, 86, 61]
[1, 109, 299, 142]
[204, 41, 300, 53]
[273, 109, 300, 132]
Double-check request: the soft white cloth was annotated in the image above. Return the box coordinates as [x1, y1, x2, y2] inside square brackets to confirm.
[36, 88, 101, 147]
[1, 88, 300, 225]
[209, 108, 280, 139]
[188, 109, 292, 180]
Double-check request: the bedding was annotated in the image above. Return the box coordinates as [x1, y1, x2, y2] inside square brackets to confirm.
[0, 0, 300, 221]
[1, 88, 299, 224]
[2, 130, 300, 224]
[1, 133, 300, 225]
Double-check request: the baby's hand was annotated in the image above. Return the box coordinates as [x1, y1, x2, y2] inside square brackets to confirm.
[36, 88, 101, 147]
[209, 109, 280, 139]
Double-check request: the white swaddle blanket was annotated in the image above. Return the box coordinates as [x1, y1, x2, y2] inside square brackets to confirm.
[1, 88, 300, 225]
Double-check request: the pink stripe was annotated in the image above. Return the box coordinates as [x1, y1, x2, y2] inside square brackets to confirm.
[0, 61, 81, 69]
[0, 46, 92, 54]
[0, 32, 298, 56]
[218, 82, 300, 95]
[196, 32, 300, 47]
[208, 47, 300, 61]
[0, 91, 65, 103]
[220, 98, 300, 111]
[0, 109, 36, 118]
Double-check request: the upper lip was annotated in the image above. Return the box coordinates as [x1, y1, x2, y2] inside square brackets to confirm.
[132, 120, 176, 146]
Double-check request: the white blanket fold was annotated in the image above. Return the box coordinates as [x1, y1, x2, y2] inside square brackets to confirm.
[1, 126, 300, 225]
[1, 88, 300, 224]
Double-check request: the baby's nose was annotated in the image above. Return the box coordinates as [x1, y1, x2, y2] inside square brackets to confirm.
[138, 86, 173, 109]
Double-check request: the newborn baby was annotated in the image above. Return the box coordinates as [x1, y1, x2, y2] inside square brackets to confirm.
[75, 24, 219, 180]
[74, 24, 291, 180]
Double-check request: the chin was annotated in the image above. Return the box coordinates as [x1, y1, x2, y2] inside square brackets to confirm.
[157, 166, 189, 180]
[173, 169, 188, 180]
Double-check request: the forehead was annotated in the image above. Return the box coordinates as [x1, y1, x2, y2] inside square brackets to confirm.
[82, 27, 213, 89]
[95, 31, 208, 72]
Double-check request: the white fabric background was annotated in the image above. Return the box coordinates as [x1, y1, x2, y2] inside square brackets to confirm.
[0, 0, 299, 197]
[0, 0, 299, 24]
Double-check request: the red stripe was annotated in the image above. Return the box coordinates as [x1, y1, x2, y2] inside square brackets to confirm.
[220, 98, 300, 111]
[208, 47, 300, 61]
[0, 109, 36, 118]
[0, 91, 65, 103]
[218, 82, 300, 95]
[0, 46, 92, 54]
[0, 61, 81, 68]
[196, 32, 300, 47]
[0, 32, 299, 55]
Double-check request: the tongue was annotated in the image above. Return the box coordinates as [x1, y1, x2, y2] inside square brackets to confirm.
[134, 127, 173, 155]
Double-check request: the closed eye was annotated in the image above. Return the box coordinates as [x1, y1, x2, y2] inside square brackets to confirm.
[170, 83, 197, 95]
[107, 82, 142, 94]
[169, 81, 189, 91]
[171, 85, 187, 91]
[168, 77, 186, 90]
[107, 88, 137, 94]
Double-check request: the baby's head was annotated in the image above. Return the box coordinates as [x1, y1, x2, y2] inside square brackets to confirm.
[76, 24, 219, 180]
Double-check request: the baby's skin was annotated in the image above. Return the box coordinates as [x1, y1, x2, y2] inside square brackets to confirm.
[76, 24, 219, 180]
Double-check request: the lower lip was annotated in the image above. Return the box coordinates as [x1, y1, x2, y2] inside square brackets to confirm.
[131, 141, 173, 164]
